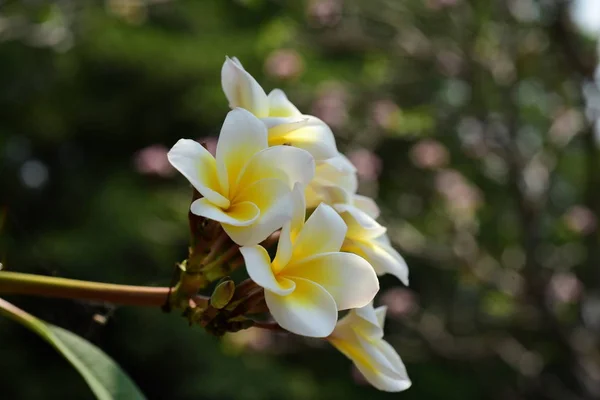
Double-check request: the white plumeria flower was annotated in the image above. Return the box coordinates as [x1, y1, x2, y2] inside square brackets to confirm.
[221, 56, 338, 161]
[329, 303, 411, 392]
[168, 108, 315, 246]
[305, 154, 358, 209]
[321, 186, 409, 285]
[239, 186, 379, 337]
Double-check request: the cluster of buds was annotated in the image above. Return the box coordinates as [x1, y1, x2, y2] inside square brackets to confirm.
[166, 57, 411, 392]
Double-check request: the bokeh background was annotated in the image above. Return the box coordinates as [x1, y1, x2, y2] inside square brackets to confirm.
[1, 0, 600, 399]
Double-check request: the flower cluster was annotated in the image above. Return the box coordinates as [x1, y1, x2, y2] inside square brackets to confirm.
[168, 57, 411, 392]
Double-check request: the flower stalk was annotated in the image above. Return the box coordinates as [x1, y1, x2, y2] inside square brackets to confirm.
[0, 271, 199, 308]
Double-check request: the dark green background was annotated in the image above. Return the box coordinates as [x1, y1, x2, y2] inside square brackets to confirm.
[1, 0, 599, 399]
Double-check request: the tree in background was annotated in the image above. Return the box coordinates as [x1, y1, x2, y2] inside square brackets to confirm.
[0, 0, 599, 399]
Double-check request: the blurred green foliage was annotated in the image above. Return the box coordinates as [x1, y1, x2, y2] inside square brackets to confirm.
[1, 0, 599, 399]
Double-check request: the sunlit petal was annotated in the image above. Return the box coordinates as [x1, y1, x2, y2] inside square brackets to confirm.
[223, 178, 292, 246]
[190, 198, 259, 227]
[221, 57, 269, 117]
[216, 108, 268, 196]
[336, 304, 384, 340]
[284, 252, 378, 310]
[355, 338, 412, 392]
[265, 277, 337, 337]
[262, 117, 309, 139]
[267, 89, 302, 117]
[272, 222, 293, 274]
[353, 194, 380, 219]
[350, 240, 409, 286]
[167, 139, 229, 208]
[240, 246, 295, 296]
[291, 203, 347, 260]
[238, 146, 315, 192]
[335, 204, 387, 238]
[268, 116, 338, 161]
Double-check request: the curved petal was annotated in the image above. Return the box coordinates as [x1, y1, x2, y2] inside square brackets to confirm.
[272, 222, 292, 274]
[216, 108, 268, 196]
[267, 89, 302, 118]
[353, 194, 380, 219]
[268, 116, 338, 161]
[221, 57, 269, 117]
[167, 139, 229, 208]
[355, 338, 412, 392]
[283, 252, 379, 310]
[190, 198, 259, 227]
[350, 240, 409, 286]
[237, 146, 315, 192]
[222, 178, 293, 246]
[375, 306, 387, 330]
[291, 203, 347, 261]
[335, 204, 387, 239]
[289, 183, 306, 238]
[262, 117, 309, 139]
[335, 304, 384, 340]
[265, 277, 337, 337]
[240, 246, 295, 296]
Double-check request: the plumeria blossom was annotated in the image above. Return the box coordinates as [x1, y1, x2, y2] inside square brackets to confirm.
[239, 186, 379, 337]
[328, 303, 411, 392]
[168, 108, 315, 246]
[305, 153, 358, 209]
[221, 56, 338, 161]
[321, 186, 409, 285]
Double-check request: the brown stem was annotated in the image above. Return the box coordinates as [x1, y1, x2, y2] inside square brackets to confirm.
[0, 271, 209, 308]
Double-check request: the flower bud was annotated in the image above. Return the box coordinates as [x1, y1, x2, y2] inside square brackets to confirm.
[210, 278, 236, 309]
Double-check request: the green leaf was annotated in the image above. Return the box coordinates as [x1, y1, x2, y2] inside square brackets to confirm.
[0, 298, 146, 400]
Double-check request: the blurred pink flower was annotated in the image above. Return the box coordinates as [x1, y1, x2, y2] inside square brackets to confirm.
[372, 99, 399, 130]
[347, 148, 382, 181]
[380, 288, 418, 317]
[548, 272, 582, 304]
[307, 0, 343, 27]
[311, 84, 348, 128]
[410, 139, 450, 169]
[265, 49, 304, 80]
[436, 50, 463, 77]
[134, 145, 174, 177]
[564, 205, 597, 235]
[435, 169, 482, 214]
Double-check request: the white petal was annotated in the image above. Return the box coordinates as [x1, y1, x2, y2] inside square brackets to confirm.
[190, 198, 259, 226]
[352, 240, 409, 286]
[222, 178, 293, 246]
[374, 306, 388, 329]
[291, 203, 347, 260]
[355, 337, 412, 392]
[335, 204, 387, 238]
[333, 302, 384, 341]
[265, 277, 337, 337]
[240, 246, 295, 296]
[237, 146, 315, 192]
[289, 183, 306, 237]
[267, 89, 302, 117]
[262, 117, 309, 139]
[353, 194, 380, 219]
[272, 222, 293, 273]
[283, 252, 379, 310]
[221, 57, 269, 117]
[167, 139, 229, 208]
[314, 156, 358, 194]
[216, 108, 268, 196]
[268, 116, 338, 161]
